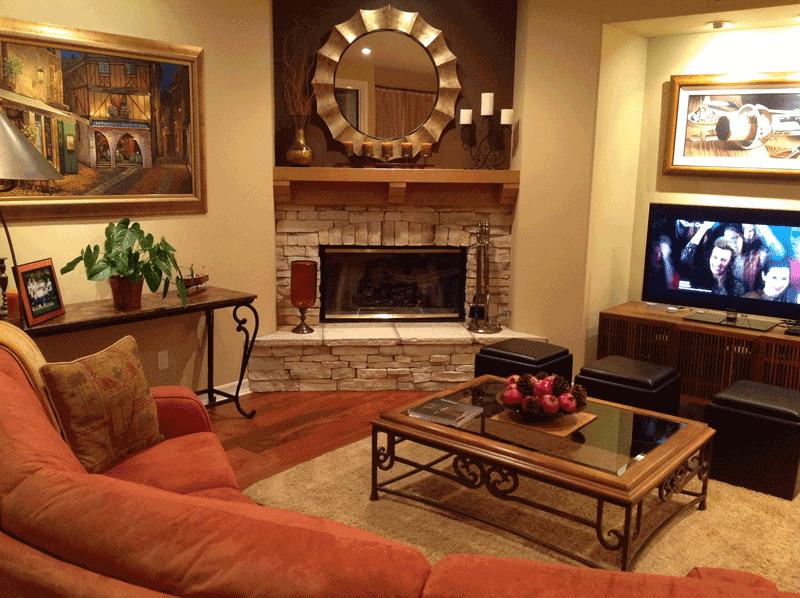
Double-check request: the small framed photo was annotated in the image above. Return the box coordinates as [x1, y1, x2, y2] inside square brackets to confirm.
[15, 259, 66, 326]
[664, 72, 800, 180]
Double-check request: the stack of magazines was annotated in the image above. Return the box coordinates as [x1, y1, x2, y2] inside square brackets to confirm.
[407, 397, 483, 427]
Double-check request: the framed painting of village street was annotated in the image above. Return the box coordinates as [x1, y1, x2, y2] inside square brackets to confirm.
[0, 17, 206, 220]
[664, 72, 800, 180]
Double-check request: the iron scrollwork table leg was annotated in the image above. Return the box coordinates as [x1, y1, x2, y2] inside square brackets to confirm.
[201, 301, 259, 419]
[370, 426, 713, 572]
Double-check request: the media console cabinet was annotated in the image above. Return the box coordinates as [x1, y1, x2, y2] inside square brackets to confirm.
[598, 302, 800, 402]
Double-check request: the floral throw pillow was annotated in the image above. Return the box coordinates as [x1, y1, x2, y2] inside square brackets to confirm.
[40, 336, 163, 473]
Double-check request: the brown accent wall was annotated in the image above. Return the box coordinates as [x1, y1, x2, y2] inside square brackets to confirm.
[272, 0, 517, 169]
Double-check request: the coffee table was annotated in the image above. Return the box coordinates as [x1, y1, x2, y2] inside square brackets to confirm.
[370, 375, 714, 571]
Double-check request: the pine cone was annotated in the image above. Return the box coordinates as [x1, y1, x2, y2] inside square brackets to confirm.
[551, 375, 571, 397]
[534, 371, 548, 380]
[521, 395, 544, 415]
[517, 373, 536, 397]
[571, 383, 588, 409]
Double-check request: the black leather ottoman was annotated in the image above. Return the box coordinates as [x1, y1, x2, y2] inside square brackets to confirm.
[474, 338, 573, 382]
[574, 355, 680, 416]
[704, 380, 800, 500]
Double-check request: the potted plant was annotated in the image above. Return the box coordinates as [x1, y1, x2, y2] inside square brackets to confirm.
[61, 218, 188, 309]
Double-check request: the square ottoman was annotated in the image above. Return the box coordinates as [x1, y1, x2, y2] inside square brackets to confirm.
[474, 338, 573, 382]
[704, 380, 800, 500]
[574, 355, 681, 416]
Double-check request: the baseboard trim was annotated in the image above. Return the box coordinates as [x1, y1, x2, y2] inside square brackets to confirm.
[197, 379, 251, 406]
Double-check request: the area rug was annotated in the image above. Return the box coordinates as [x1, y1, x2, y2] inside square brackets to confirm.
[245, 436, 800, 592]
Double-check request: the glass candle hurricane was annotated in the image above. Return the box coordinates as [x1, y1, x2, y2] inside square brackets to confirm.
[290, 260, 317, 333]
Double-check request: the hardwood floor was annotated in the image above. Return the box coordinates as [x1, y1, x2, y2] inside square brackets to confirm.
[208, 390, 707, 489]
[207, 390, 428, 489]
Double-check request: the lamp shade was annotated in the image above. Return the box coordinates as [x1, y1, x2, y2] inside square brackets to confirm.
[0, 109, 64, 181]
[290, 260, 317, 308]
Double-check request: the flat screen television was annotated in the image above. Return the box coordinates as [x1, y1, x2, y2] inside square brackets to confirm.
[642, 203, 800, 331]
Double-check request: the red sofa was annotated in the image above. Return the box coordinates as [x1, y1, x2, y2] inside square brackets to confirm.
[0, 321, 794, 598]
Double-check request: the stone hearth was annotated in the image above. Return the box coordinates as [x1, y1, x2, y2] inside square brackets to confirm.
[249, 323, 546, 392]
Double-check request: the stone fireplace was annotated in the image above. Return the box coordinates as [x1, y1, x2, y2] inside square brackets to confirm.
[246, 168, 543, 393]
[275, 205, 512, 329]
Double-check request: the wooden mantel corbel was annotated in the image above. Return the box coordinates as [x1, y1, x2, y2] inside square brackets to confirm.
[272, 167, 520, 207]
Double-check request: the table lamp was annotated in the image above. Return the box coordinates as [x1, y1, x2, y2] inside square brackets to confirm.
[290, 260, 317, 334]
[0, 108, 65, 328]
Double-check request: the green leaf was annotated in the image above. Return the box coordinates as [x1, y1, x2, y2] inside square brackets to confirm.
[87, 258, 113, 281]
[142, 263, 162, 292]
[104, 224, 115, 253]
[83, 245, 100, 271]
[159, 237, 177, 253]
[162, 276, 170, 299]
[176, 278, 188, 306]
[153, 256, 173, 277]
[117, 248, 130, 274]
[60, 255, 84, 275]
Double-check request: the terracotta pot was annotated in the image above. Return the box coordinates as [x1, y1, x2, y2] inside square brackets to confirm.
[109, 275, 144, 310]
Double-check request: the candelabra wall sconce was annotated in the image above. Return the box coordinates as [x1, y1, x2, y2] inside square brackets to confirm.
[460, 93, 513, 169]
[290, 260, 317, 334]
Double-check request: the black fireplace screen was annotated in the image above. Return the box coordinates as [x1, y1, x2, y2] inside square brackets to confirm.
[320, 246, 466, 322]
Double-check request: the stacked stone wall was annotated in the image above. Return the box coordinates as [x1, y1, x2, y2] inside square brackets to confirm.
[275, 205, 514, 329]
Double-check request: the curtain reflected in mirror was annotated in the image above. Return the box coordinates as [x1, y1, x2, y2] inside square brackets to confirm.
[375, 86, 436, 139]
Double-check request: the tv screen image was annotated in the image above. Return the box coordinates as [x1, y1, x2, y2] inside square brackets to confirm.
[642, 203, 800, 331]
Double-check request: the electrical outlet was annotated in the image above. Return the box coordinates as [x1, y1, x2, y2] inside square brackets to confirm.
[158, 350, 169, 370]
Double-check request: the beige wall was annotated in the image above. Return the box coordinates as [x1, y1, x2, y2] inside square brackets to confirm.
[514, 0, 800, 372]
[631, 22, 800, 298]
[583, 11, 800, 369]
[511, 2, 601, 369]
[3, 0, 276, 389]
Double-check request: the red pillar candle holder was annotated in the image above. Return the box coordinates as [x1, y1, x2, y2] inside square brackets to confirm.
[290, 260, 317, 334]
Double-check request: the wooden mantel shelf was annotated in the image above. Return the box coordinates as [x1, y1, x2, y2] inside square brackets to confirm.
[273, 167, 520, 206]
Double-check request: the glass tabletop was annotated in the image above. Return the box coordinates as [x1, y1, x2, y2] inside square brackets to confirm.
[405, 378, 686, 476]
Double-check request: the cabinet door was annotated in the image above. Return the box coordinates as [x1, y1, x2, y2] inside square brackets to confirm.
[675, 327, 755, 401]
[598, 314, 673, 365]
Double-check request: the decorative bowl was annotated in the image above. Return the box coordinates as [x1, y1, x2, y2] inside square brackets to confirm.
[495, 392, 579, 422]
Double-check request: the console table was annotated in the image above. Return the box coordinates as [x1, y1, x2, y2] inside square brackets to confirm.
[598, 302, 800, 402]
[20, 286, 259, 418]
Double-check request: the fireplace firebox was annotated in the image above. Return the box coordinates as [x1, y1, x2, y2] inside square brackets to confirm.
[320, 246, 467, 323]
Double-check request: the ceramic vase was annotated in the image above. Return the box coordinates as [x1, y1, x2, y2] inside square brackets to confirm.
[286, 114, 313, 166]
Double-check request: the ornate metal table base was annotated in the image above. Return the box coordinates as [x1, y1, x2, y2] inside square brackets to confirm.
[199, 302, 259, 418]
[371, 427, 712, 571]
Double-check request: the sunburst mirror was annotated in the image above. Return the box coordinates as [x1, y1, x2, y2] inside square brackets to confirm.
[313, 6, 460, 161]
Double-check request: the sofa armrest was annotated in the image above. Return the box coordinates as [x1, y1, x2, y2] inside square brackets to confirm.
[151, 386, 211, 439]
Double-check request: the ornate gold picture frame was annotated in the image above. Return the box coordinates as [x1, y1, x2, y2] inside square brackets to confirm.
[664, 72, 800, 180]
[0, 17, 206, 221]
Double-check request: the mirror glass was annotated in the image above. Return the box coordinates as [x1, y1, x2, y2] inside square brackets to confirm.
[334, 31, 438, 140]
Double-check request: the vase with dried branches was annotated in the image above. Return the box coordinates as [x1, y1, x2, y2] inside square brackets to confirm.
[283, 46, 316, 166]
